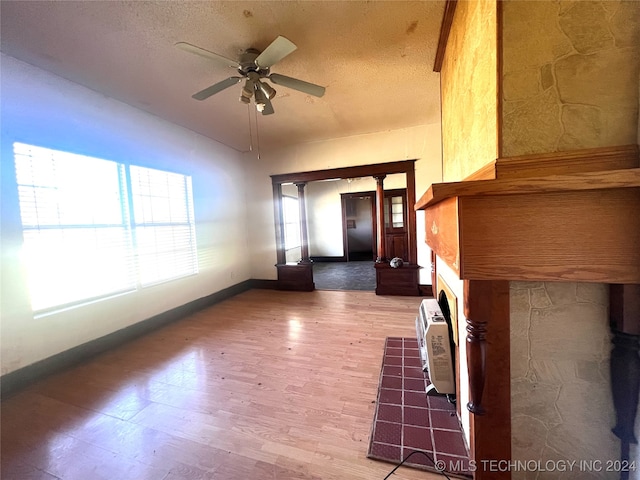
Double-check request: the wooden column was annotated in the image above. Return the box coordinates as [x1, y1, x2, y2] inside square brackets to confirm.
[405, 161, 418, 264]
[272, 182, 286, 265]
[464, 280, 489, 416]
[374, 174, 387, 263]
[295, 182, 311, 264]
[609, 284, 640, 480]
[464, 279, 511, 480]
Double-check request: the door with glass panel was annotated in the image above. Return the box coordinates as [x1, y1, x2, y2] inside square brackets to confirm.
[383, 189, 408, 261]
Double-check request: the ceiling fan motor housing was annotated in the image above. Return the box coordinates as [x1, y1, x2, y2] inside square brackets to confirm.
[238, 48, 269, 77]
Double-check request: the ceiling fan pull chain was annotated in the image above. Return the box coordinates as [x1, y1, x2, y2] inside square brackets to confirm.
[247, 103, 253, 152]
[254, 107, 261, 160]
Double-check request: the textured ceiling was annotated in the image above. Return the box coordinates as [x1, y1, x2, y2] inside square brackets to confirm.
[0, 1, 444, 152]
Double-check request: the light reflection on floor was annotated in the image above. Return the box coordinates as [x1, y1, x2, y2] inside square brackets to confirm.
[2, 290, 430, 480]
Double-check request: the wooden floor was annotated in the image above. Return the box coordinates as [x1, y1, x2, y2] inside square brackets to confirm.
[1, 289, 442, 480]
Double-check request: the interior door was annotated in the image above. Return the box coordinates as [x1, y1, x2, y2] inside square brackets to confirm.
[383, 189, 408, 261]
[341, 192, 376, 261]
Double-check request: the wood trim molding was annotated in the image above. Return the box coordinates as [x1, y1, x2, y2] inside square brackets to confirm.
[270, 160, 416, 185]
[496, 144, 639, 179]
[250, 279, 279, 290]
[406, 162, 418, 264]
[310, 256, 347, 263]
[433, 0, 458, 72]
[460, 144, 639, 184]
[416, 167, 640, 210]
[464, 161, 496, 181]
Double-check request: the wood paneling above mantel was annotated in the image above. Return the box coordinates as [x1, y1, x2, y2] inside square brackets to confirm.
[416, 145, 640, 283]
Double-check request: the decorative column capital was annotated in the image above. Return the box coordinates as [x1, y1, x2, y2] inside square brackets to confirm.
[373, 174, 387, 184]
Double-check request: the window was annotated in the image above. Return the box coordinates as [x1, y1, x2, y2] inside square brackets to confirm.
[282, 195, 300, 250]
[384, 195, 405, 229]
[14, 142, 198, 312]
[130, 166, 197, 286]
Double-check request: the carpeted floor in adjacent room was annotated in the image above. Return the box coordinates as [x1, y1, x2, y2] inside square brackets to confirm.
[313, 261, 376, 291]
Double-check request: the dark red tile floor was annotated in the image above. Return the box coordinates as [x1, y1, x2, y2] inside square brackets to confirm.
[368, 337, 472, 478]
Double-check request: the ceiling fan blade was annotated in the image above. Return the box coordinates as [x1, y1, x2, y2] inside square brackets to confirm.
[175, 42, 239, 69]
[255, 36, 297, 68]
[261, 96, 275, 116]
[192, 77, 242, 101]
[269, 74, 325, 97]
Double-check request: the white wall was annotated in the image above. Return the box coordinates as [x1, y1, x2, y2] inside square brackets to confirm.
[306, 180, 346, 257]
[245, 123, 443, 279]
[0, 55, 250, 375]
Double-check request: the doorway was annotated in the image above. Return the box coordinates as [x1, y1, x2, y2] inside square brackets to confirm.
[341, 192, 375, 262]
[271, 160, 419, 294]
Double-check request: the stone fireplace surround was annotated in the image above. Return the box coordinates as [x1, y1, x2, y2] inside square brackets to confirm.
[415, 144, 640, 480]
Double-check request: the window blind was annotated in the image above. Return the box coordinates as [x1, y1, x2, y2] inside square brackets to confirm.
[13, 142, 198, 313]
[130, 165, 198, 286]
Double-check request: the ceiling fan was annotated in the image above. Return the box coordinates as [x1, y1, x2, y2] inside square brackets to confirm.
[176, 36, 325, 116]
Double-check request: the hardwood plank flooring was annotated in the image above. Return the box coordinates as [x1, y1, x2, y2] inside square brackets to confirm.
[1, 289, 441, 479]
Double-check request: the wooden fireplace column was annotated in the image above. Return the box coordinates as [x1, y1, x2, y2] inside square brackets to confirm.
[464, 280, 511, 475]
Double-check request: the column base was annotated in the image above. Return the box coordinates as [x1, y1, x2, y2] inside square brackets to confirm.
[276, 263, 315, 291]
[374, 263, 420, 296]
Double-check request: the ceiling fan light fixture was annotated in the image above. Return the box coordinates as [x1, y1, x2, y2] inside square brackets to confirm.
[259, 81, 276, 100]
[241, 80, 253, 96]
[239, 79, 254, 104]
[254, 86, 267, 112]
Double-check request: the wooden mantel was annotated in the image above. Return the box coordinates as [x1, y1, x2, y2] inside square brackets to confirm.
[415, 145, 640, 480]
[416, 148, 640, 284]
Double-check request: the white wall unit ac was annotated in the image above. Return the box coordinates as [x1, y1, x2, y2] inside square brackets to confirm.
[415, 298, 455, 395]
